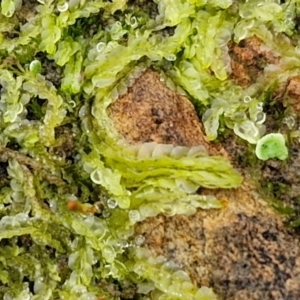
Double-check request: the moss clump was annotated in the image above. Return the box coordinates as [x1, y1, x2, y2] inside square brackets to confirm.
[1, 0, 300, 299]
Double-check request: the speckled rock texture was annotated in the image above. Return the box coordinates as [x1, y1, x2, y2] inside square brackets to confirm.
[109, 69, 300, 300]
[229, 36, 279, 88]
[208, 213, 300, 300]
[109, 70, 211, 149]
[285, 76, 300, 112]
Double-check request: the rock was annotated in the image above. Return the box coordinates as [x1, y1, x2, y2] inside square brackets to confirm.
[109, 70, 210, 148]
[109, 69, 300, 300]
[229, 36, 280, 88]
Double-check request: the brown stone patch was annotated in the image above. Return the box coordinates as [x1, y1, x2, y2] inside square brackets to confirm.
[109, 70, 210, 148]
[229, 36, 280, 88]
[205, 212, 300, 300]
[286, 76, 300, 112]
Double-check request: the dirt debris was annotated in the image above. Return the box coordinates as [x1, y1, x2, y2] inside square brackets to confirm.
[53, 125, 75, 159]
[15, 0, 37, 23]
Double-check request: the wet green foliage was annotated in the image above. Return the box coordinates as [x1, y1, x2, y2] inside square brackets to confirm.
[1, 0, 300, 299]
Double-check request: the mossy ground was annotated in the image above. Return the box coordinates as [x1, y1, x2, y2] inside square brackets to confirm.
[1, 1, 300, 299]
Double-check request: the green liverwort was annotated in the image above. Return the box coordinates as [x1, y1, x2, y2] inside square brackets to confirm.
[255, 133, 289, 161]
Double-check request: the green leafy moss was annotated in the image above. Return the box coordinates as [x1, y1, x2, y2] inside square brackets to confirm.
[0, 0, 299, 299]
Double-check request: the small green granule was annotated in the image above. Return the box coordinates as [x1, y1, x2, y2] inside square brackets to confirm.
[255, 133, 288, 161]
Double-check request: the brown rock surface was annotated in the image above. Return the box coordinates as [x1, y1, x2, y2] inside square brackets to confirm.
[229, 36, 280, 88]
[286, 76, 300, 112]
[109, 70, 210, 148]
[109, 69, 300, 300]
